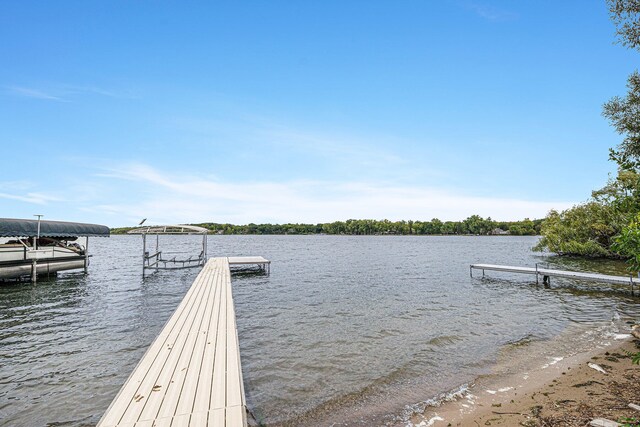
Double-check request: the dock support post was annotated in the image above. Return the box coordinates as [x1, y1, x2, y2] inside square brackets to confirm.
[142, 233, 147, 278]
[31, 259, 37, 283]
[470, 266, 473, 278]
[631, 275, 635, 297]
[543, 275, 550, 288]
[535, 263, 539, 284]
[84, 237, 89, 274]
[482, 269, 485, 277]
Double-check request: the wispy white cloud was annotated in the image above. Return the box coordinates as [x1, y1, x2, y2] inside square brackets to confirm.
[0, 181, 63, 205]
[167, 114, 430, 182]
[8, 86, 66, 101]
[6, 83, 135, 102]
[93, 163, 574, 226]
[0, 192, 62, 205]
[0, 180, 36, 192]
[59, 84, 137, 99]
[466, 2, 518, 22]
[260, 126, 406, 166]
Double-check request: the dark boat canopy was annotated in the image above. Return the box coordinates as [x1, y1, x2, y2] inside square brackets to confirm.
[0, 218, 110, 238]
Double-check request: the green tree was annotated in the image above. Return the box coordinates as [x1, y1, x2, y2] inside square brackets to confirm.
[431, 218, 443, 234]
[607, 0, 640, 50]
[509, 218, 536, 236]
[612, 213, 640, 272]
[604, 72, 640, 170]
[605, 1, 640, 169]
[534, 203, 620, 257]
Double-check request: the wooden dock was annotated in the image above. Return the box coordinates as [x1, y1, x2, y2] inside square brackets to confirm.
[98, 256, 266, 427]
[470, 263, 639, 293]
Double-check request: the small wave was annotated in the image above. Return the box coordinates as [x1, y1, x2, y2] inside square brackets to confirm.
[398, 383, 470, 425]
[541, 356, 564, 369]
[504, 333, 538, 347]
[485, 387, 513, 394]
[613, 333, 632, 340]
[424, 335, 462, 347]
[415, 415, 444, 427]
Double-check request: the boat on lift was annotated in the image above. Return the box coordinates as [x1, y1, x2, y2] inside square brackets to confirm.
[0, 218, 110, 281]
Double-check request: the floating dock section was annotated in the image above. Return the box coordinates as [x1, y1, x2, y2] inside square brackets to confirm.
[470, 263, 638, 294]
[98, 256, 267, 427]
[228, 256, 270, 274]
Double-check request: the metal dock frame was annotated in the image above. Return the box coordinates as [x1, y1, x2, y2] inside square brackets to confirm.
[470, 263, 638, 295]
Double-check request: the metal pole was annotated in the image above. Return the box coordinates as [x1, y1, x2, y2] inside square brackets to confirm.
[84, 237, 89, 274]
[203, 233, 207, 259]
[34, 214, 43, 250]
[32, 259, 37, 283]
[142, 233, 147, 278]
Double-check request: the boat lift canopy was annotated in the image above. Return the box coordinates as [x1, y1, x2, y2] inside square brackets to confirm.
[126, 224, 208, 235]
[0, 218, 110, 238]
[127, 224, 208, 277]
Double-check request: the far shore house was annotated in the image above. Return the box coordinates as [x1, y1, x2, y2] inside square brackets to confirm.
[489, 228, 510, 235]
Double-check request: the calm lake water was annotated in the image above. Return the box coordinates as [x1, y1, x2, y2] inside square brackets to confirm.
[1, 235, 639, 426]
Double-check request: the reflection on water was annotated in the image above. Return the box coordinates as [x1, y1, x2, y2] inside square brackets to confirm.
[0, 235, 638, 426]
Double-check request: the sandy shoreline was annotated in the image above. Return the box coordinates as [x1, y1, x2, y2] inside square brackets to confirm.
[410, 333, 640, 427]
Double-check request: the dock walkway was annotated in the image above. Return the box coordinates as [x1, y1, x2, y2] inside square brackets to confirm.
[470, 263, 639, 292]
[98, 256, 261, 427]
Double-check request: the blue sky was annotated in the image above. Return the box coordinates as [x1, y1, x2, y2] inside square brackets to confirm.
[0, 1, 636, 226]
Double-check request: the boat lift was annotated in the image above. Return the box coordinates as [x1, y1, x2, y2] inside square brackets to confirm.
[0, 217, 110, 282]
[127, 224, 208, 277]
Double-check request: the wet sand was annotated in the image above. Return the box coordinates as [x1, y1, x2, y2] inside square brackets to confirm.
[413, 334, 640, 426]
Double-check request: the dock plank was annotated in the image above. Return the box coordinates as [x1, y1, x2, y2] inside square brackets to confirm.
[144, 267, 216, 422]
[123, 277, 208, 423]
[226, 273, 244, 408]
[174, 267, 221, 417]
[226, 405, 246, 427]
[192, 264, 224, 414]
[210, 408, 225, 425]
[153, 270, 214, 420]
[98, 257, 251, 427]
[211, 259, 228, 411]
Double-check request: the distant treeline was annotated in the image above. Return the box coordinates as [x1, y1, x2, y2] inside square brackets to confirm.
[111, 216, 542, 236]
